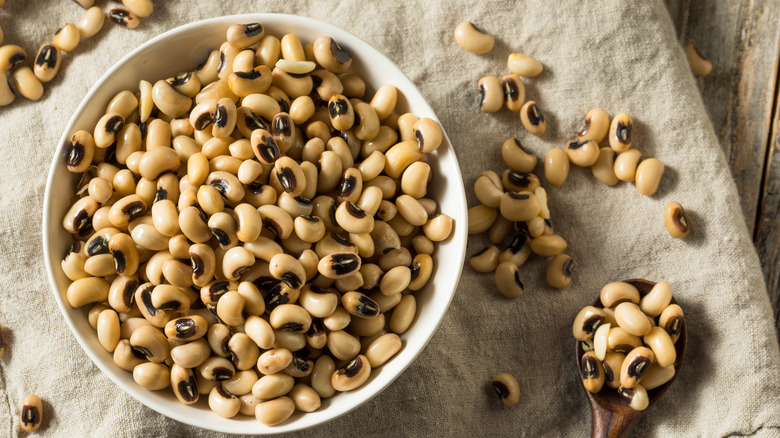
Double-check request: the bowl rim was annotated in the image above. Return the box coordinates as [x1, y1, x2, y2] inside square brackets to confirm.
[42, 12, 468, 434]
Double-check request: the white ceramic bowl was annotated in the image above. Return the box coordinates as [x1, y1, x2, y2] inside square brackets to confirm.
[43, 13, 467, 434]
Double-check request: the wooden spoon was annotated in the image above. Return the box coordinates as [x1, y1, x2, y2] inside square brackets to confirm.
[575, 279, 687, 438]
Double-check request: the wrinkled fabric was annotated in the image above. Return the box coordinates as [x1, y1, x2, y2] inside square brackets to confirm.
[0, 0, 778, 436]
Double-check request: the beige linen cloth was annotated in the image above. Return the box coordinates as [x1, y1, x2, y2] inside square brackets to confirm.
[0, 0, 779, 436]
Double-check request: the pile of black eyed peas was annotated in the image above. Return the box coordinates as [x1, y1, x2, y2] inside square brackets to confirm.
[0, 0, 153, 107]
[60, 22, 453, 425]
[573, 281, 684, 411]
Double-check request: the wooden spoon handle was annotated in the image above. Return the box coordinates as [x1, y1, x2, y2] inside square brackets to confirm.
[590, 396, 643, 438]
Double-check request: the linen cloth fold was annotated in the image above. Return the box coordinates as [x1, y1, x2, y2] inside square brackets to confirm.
[0, 0, 778, 436]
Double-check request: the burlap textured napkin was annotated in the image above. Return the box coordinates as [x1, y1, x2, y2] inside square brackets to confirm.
[0, 0, 778, 436]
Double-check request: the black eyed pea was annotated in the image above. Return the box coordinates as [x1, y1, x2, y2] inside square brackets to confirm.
[468, 204, 498, 234]
[614, 302, 652, 337]
[215, 290, 246, 326]
[353, 100, 380, 141]
[422, 213, 453, 242]
[494, 262, 525, 298]
[113, 339, 146, 371]
[501, 73, 525, 112]
[684, 44, 712, 77]
[607, 326, 643, 353]
[252, 373, 295, 401]
[572, 306, 606, 342]
[273, 156, 306, 196]
[138, 147, 180, 181]
[276, 59, 317, 75]
[396, 194, 428, 227]
[609, 113, 633, 152]
[208, 386, 241, 419]
[271, 112, 296, 154]
[130, 325, 171, 363]
[492, 373, 521, 406]
[255, 396, 296, 426]
[602, 351, 627, 389]
[581, 351, 605, 393]
[167, 71, 201, 99]
[356, 185, 383, 217]
[232, 203, 262, 243]
[108, 8, 140, 29]
[269, 303, 312, 333]
[312, 36, 352, 74]
[323, 306, 351, 332]
[84, 253, 115, 277]
[520, 101, 546, 136]
[244, 315, 275, 350]
[379, 265, 411, 296]
[347, 312, 385, 337]
[229, 333, 261, 371]
[239, 394, 262, 416]
[364, 175, 397, 200]
[336, 167, 363, 204]
[453, 21, 494, 54]
[614, 149, 643, 182]
[189, 243, 217, 287]
[53, 23, 80, 52]
[122, 0, 153, 17]
[635, 158, 664, 196]
[502, 170, 540, 193]
[640, 281, 673, 317]
[87, 176, 112, 203]
[299, 284, 339, 318]
[315, 232, 357, 258]
[384, 140, 425, 179]
[211, 97, 237, 138]
[226, 23, 264, 49]
[279, 33, 304, 61]
[270, 67, 312, 98]
[341, 291, 380, 319]
[67, 276, 110, 308]
[0, 44, 26, 71]
[258, 205, 295, 240]
[544, 148, 569, 187]
[257, 348, 293, 375]
[318, 252, 361, 279]
[600, 282, 640, 308]
[507, 52, 543, 77]
[499, 191, 540, 223]
[150, 199, 180, 238]
[294, 215, 326, 244]
[591, 147, 619, 186]
[97, 309, 121, 352]
[362, 126, 398, 159]
[135, 282, 175, 328]
[78, 6, 105, 38]
[328, 94, 355, 131]
[389, 294, 417, 333]
[289, 383, 322, 413]
[546, 254, 573, 289]
[387, 213, 415, 237]
[202, 356, 237, 382]
[108, 194, 147, 228]
[327, 330, 361, 361]
[469, 245, 500, 273]
[312, 355, 336, 398]
[151, 284, 192, 313]
[93, 112, 125, 148]
[659, 304, 684, 344]
[62, 252, 89, 281]
[378, 247, 412, 271]
[196, 185, 225, 217]
[369, 84, 397, 121]
[413, 117, 443, 153]
[206, 170, 246, 203]
[290, 95, 316, 124]
[400, 161, 430, 199]
[331, 354, 371, 392]
[619, 384, 649, 411]
[138, 80, 154, 123]
[478, 75, 503, 113]
[33, 43, 61, 83]
[365, 333, 402, 368]
[565, 139, 600, 167]
[408, 253, 433, 291]
[473, 171, 503, 209]
[152, 79, 192, 118]
[217, 42, 240, 80]
[66, 130, 96, 173]
[208, 212, 239, 250]
[339, 73, 365, 98]
[222, 246, 255, 281]
[63, 196, 99, 236]
[133, 362, 171, 391]
[376, 200, 398, 222]
[578, 109, 610, 142]
[642, 362, 676, 390]
[207, 323, 232, 358]
[529, 234, 567, 257]
[109, 232, 139, 275]
[664, 202, 690, 238]
[171, 364, 200, 405]
[316, 150, 343, 193]
[298, 249, 320, 281]
[197, 372, 219, 396]
[619, 346, 655, 389]
[644, 326, 677, 368]
[164, 315, 208, 342]
[273, 329, 306, 352]
[411, 235, 434, 256]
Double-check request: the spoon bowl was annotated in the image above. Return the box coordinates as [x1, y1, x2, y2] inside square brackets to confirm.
[575, 279, 687, 438]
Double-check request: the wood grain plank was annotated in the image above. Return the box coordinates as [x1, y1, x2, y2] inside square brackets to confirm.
[666, 0, 780, 235]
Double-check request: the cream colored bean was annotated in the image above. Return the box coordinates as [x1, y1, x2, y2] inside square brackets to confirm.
[591, 147, 619, 186]
[635, 158, 664, 196]
[53, 23, 80, 52]
[520, 101, 546, 136]
[685, 43, 712, 76]
[453, 21, 494, 54]
[501, 73, 525, 111]
[12, 66, 44, 101]
[226, 23, 264, 49]
[572, 306, 606, 341]
[78, 6, 105, 38]
[664, 202, 690, 238]
[614, 149, 643, 182]
[312, 36, 352, 73]
[255, 396, 295, 425]
[615, 302, 652, 337]
[578, 109, 609, 142]
[97, 309, 120, 352]
[565, 139, 600, 167]
[507, 52, 542, 77]
[609, 113, 633, 152]
[133, 362, 170, 391]
[478, 75, 502, 112]
[389, 294, 416, 333]
[600, 282, 640, 308]
[33, 43, 61, 83]
[546, 254, 573, 289]
[640, 281, 673, 316]
[422, 213, 453, 242]
[370, 84, 397, 121]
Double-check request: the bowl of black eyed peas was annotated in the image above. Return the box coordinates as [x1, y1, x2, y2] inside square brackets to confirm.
[42, 14, 468, 434]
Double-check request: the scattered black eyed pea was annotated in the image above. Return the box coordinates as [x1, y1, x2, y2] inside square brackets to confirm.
[499, 191, 540, 223]
[635, 157, 665, 196]
[609, 113, 633, 152]
[466, 204, 497, 235]
[501, 138, 537, 174]
[255, 396, 296, 426]
[208, 386, 241, 419]
[474, 171, 504, 208]
[614, 302, 652, 337]
[578, 109, 610, 142]
[491, 373, 521, 407]
[109, 7, 141, 29]
[33, 43, 61, 83]
[664, 202, 690, 238]
[613, 149, 643, 182]
[520, 101, 546, 136]
[684, 44, 712, 77]
[469, 245, 500, 273]
[53, 23, 80, 52]
[78, 6, 105, 38]
[501, 170, 540, 193]
[546, 254, 573, 289]
[501, 73, 525, 112]
[312, 35, 353, 74]
[494, 262, 525, 298]
[602, 351, 627, 389]
[0, 44, 26, 71]
[478, 75, 503, 113]
[20, 395, 43, 433]
[572, 306, 606, 342]
[590, 147, 620, 186]
[544, 148, 570, 187]
[453, 21, 494, 54]
[600, 282, 640, 308]
[659, 304, 684, 344]
[565, 139, 600, 167]
[499, 233, 532, 266]
[581, 351, 605, 393]
[529, 234, 567, 257]
[619, 346, 654, 389]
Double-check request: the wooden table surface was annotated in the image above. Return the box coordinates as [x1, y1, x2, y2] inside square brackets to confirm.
[665, 0, 780, 341]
